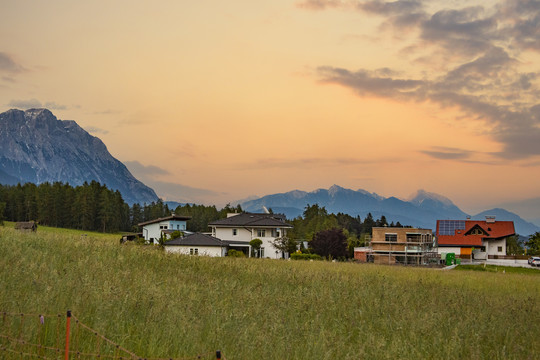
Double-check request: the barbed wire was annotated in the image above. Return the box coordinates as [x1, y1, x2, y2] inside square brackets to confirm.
[0, 311, 224, 360]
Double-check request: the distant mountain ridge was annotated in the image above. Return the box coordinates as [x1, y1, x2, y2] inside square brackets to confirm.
[240, 185, 540, 235]
[0, 108, 158, 204]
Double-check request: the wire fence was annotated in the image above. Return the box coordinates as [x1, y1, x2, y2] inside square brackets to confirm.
[0, 311, 225, 360]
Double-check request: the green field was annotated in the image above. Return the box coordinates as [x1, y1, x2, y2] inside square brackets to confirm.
[1, 226, 539, 359]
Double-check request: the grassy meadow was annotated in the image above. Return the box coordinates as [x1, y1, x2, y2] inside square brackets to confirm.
[1, 226, 539, 359]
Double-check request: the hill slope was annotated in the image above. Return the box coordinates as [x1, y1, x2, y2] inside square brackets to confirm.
[0, 108, 158, 204]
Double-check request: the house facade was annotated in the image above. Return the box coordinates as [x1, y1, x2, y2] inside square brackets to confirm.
[436, 216, 515, 258]
[208, 213, 293, 258]
[163, 233, 227, 257]
[138, 214, 191, 244]
[370, 227, 437, 265]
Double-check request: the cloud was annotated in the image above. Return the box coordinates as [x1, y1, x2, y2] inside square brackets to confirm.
[85, 126, 109, 135]
[297, 0, 344, 10]
[238, 156, 399, 170]
[124, 160, 170, 177]
[7, 98, 43, 109]
[420, 147, 473, 160]
[307, 0, 540, 160]
[0, 52, 25, 73]
[7, 99, 69, 110]
[124, 160, 222, 203]
[146, 181, 223, 204]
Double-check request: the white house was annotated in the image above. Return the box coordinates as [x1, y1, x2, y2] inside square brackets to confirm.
[163, 233, 227, 257]
[208, 212, 293, 259]
[138, 214, 191, 244]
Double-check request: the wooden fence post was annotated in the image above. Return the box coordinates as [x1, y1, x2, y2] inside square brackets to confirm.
[64, 310, 72, 360]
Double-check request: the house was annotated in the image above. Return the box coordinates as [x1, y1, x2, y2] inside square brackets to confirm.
[436, 216, 515, 259]
[369, 227, 437, 265]
[15, 221, 37, 232]
[163, 233, 227, 257]
[208, 212, 293, 258]
[138, 214, 191, 244]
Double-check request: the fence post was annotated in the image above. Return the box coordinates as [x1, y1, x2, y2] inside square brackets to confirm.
[216, 350, 221, 359]
[64, 310, 72, 360]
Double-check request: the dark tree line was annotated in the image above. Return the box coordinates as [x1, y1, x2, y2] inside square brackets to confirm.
[0, 181, 171, 233]
[289, 204, 405, 259]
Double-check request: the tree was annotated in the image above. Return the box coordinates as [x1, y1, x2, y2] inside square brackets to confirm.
[525, 232, 540, 256]
[272, 236, 297, 255]
[0, 201, 5, 225]
[310, 228, 348, 260]
[250, 238, 263, 257]
[506, 235, 524, 255]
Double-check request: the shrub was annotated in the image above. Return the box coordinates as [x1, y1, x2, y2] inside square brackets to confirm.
[290, 253, 322, 261]
[227, 249, 245, 257]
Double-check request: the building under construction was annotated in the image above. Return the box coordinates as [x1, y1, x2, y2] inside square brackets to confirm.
[368, 227, 438, 265]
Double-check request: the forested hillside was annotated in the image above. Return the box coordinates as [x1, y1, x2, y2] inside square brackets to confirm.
[0, 181, 171, 233]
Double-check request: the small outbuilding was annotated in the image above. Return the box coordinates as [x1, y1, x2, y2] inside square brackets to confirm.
[163, 233, 227, 257]
[15, 221, 38, 232]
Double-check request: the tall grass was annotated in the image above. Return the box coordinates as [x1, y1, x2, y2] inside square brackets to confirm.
[1, 227, 539, 359]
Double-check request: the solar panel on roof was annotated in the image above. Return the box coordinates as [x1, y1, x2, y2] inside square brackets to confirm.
[438, 220, 465, 235]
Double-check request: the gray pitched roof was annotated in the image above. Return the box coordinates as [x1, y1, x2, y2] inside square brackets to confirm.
[164, 233, 225, 247]
[138, 214, 191, 227]
[208, 213, 292, 228]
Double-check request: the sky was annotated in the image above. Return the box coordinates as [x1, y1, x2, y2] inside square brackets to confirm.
[1, 0, 540, 219]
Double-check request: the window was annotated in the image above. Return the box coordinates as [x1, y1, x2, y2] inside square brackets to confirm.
[190, 248, 199, 255]
[406, 234, 421, 243]
[233, 229, 237, 236]
[385, 234, 397, 242]
[177, 225, 180, 230]
[271, 229, 281, 237]
[497, 246, 503, 252]
[160, 225, 168, 230]
[471, 228, 483, 235]
[257, 229, 266, 237]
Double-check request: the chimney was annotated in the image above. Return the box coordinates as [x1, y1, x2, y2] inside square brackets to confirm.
[485, 215, 496, 223]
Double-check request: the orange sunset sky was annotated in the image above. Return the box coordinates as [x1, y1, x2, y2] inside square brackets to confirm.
[1, 0, 539, 218]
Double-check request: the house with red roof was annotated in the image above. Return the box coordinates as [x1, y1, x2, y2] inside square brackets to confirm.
[436, 216, 515, 259]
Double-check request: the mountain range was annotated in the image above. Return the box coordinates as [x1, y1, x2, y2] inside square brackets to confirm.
[239, 185, 540, 236]
[0, 108, 158, 204]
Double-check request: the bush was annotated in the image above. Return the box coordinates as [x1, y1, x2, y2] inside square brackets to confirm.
[227, 249, 245, 257]
[290, 253, 322, 261]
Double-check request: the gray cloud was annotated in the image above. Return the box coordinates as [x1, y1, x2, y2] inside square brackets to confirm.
[124, 160, 170, 177]
[297, 0, 344, 10]
[8, 98, 43, 109]
[420, 147, 473, 160]
[85, 126, 109, 135]
[238, 156, 399, 170]
[7, 99, 69, 110]
[0, 52, 25, 73]
[306, 0, 540, 160]
[124, 160, 222, 203]
[146, 181, 223, 204]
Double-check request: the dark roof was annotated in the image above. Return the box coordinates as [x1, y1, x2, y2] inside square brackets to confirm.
[138, 214, 191, 227]
[208, 213, 292, 228]
[164, 233, 225, 247]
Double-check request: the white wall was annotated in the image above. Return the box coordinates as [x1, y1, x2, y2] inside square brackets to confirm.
[143, 220, 187, 244]
[437, 247, 461, 255]
[213, 226, 288, 258]
[483, 238, 506, 256]
[165, 245, 225, 257]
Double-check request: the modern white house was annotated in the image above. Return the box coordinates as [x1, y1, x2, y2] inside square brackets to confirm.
[163, 233, 227, 257]
[138, 214, 191, 244]
[208, 212, 293, 259]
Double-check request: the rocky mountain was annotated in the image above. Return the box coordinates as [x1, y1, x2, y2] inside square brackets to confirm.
[240, 185, 540, 235]
[0, 108, 158, 204]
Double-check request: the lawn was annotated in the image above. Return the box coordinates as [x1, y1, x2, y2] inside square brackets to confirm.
[1, 226, 539, 359]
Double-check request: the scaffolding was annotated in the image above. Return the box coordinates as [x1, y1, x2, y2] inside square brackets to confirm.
[369, 228, 439, 265]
